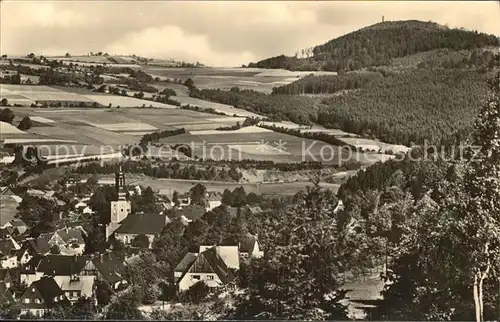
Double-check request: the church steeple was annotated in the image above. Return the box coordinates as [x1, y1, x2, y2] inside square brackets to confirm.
[115, 164, 126, 200]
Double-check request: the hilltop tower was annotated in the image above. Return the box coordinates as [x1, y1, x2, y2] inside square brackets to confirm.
[106, 164, 131, 239]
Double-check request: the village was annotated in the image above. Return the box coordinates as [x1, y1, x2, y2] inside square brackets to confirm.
[0, 164, 277, 318]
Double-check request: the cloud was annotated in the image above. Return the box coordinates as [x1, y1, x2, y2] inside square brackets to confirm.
[1, 1, 499, 66]
[2, 2, 95, 28]
[103, 26, 256, 67]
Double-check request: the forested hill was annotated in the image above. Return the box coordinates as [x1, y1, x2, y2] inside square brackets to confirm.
[247, 20, 499, 72]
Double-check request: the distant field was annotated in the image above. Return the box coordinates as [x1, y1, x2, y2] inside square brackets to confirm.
[121, 177, 341, 197]
[81, 94, 177, 108]
[160, 130, 368, 165]
[144, 67, 337, 93]
[172, 96, 262, 117]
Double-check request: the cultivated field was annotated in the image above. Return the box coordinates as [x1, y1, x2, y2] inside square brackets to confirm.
[144, 67, 336, 93]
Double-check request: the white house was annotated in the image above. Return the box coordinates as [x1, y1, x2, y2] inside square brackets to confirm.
[239, 234, 264, 259]
[174, 245, 239, 292]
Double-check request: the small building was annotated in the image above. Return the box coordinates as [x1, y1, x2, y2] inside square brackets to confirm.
[88, 252, 128, 291]
[19, 277, 70, 317]
[0, 237, 21, 268]
[58, 275, 95, 304]
[175, 246, 235, 292]
[0, 268, 13, 289]
[239, 234, 264, 259]
[0, 282, 15, 308]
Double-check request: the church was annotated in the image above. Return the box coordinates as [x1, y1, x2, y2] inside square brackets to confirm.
[105, 165, 170, 248]
[105, 165, 131, 239]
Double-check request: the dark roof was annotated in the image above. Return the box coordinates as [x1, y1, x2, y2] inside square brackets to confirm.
[114, 214, 169, 235]
[26, 233, 52, 254]
[55, 226, 86, 244]
[174, 252, 197, 273]
[21, 255, 43, 273]
[29, 277, 69, 309]
[0, 238, 17, 257]
[10, 219, 27, 227]
[36, 255, 89, 276]
[0, 269, 11, 281]
[199, 247, 231, 284]
[0, 282, 15, 306]
[176, 205, 206, 221]
[239, 234, 257, 253]
[91, 252, 126, 285]
[178, 247, 231, 285]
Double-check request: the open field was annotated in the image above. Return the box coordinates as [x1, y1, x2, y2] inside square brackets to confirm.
[90, 175, 341, 197]
[160, 129, 376, 165]
[80, 94, 177, 108]
[172, 96, 262, 117]
[144, 67, 336, 93]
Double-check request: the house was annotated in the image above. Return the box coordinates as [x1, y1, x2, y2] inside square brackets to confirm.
[22, 233, 52, 258]
[52, 226, 87, 255]
[19, 277, 70, 317]
[88, 252, 127, 290]
[0, 237, 21, 268]
[174, 205, 206, 226]
[0, 282, 15, 307]
[35, 255, 91, 284]
[205, 194, 222, 212]
[58, 275, 95, 303]
[9, 219, 28, 236]
[175, 246, 235, 291]
[0, 268, 13, 288]
[113, 214, 170, 247]
[174, 245, 239, 292]
[20, 256, 43, 285]
[239, 234, 264, 259]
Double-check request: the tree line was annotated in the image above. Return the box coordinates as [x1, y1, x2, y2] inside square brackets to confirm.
[271, 71, 383, 95]
[73, 160, 243, 182]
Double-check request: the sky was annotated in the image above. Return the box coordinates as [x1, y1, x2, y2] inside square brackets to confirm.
[1, 1, 499, 67]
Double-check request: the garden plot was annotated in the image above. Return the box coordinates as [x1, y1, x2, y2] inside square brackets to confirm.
[82, 94, 177, 108]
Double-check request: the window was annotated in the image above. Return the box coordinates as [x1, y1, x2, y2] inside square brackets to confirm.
[35, 298, 41, 304]
[24, 298, 30, 304]
[192, 275, 200, 280]
[207, 275, 214, 280]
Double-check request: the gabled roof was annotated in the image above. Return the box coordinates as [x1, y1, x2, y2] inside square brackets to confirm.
[36, 255, 89, 276]
[174, 252, 198, 273]
[0, 237, 19, 257]
[0, 282, 15, 306]
[114, 214, 170, 235]
[25, 277, 69, 309]
[177, 247, 233, 286]
[239, 234, 257, 253]
[0, 269, 11, 281]
[55, 226, 86, 244]
[21, 255, 43, 273]
[25, 233, 52, 254]
[199, 245, 240, 270]
[10, 219, 27, 228]
[59, 275, 95, 295]
[175, 205, 205, 221]
[91, 252, 126, 285]
[198, 247, 231, 284]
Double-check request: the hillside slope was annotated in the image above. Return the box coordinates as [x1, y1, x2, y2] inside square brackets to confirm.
[247, 20, 499, 72]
